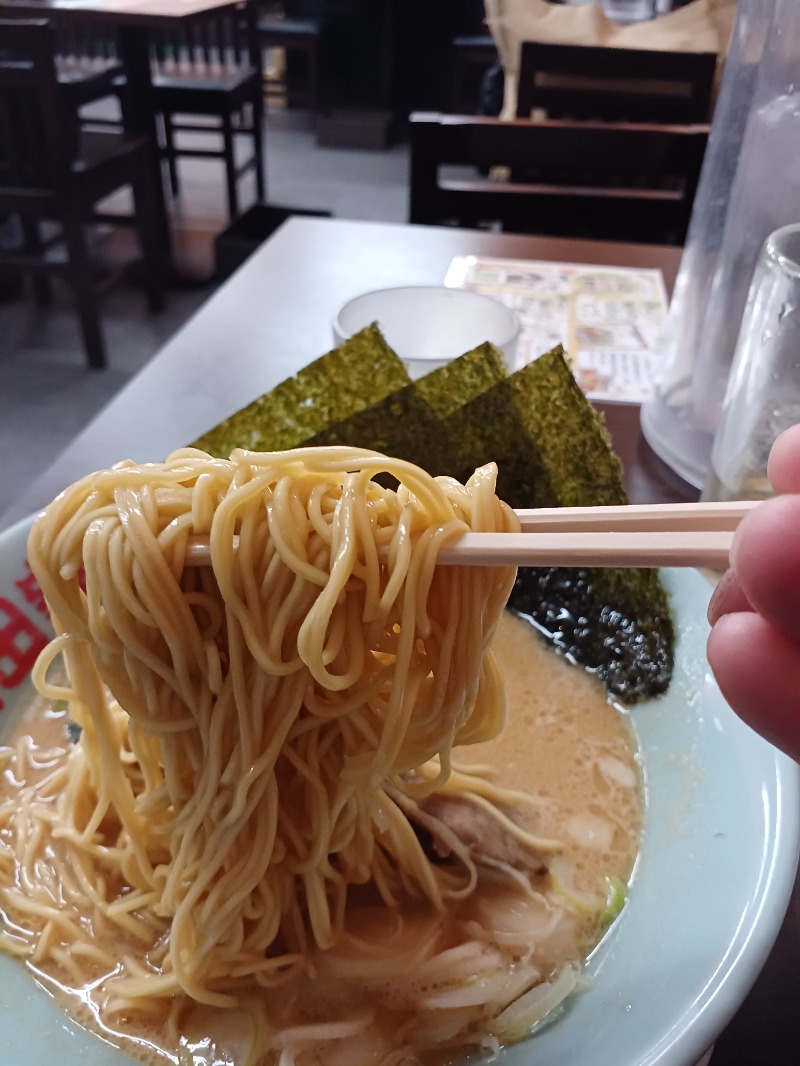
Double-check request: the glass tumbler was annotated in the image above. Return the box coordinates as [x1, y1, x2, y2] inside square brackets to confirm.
[703, 223, 800, 502]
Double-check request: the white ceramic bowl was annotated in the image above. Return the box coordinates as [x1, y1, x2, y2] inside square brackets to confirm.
[332, 285, 521, 379]
[0, 514, 798, 1066]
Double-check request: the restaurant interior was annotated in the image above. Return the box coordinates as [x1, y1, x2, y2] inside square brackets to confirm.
[0, 0, 726, 511]
[1, 2, 798, 1065]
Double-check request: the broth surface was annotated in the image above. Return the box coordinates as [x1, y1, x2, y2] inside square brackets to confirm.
[470, 613, 641, 900]
[1, 613, 642, 1065]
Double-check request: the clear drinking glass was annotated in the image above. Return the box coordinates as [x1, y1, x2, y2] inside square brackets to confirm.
[640, 0, 800, 490]
[702, 223, 800, 502]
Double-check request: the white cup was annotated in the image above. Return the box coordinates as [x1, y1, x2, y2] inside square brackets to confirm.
[332, 285, 520, 380]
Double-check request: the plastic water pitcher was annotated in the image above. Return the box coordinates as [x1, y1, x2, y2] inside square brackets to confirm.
[641, 0, 800, 489]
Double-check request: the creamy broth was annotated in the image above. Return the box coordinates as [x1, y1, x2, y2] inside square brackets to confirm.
[1, 613, 641, 1066]
[469, 612, 641, 901]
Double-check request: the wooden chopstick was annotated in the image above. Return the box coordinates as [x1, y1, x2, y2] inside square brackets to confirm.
[182, 501, 757, 571]
[513, 500, 759, 534]
[435, 529, 735, 569]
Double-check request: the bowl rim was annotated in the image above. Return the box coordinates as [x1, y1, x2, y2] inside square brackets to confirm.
[332, 283, 522, 353]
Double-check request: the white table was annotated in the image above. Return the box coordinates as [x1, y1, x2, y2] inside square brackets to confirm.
[0, 216, 684, 529]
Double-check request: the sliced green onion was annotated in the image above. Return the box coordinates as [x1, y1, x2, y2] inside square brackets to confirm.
[488, 965, 580, 1043]
[602, 875, 627, 925]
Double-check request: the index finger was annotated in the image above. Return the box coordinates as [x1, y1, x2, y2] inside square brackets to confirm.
[767, 424, 800, 493]
[728, 493, 800, 645]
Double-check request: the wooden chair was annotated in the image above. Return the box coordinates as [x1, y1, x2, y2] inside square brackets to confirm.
[3, 19, 126, 130]
[0, 19, 164, 370]
[408, 111, 709, 246]
[53, 21, 125, 116]
[452, 34, 498, 114]
[516, 42, 717, 124]
[152, 0, 265, 221]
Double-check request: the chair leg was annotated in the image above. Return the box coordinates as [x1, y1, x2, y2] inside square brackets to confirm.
[308, 42, 319, 115]
[260, 44, 271, 104]
[252, 94, 266, 203]
[118, 80, 133, 131]
[221, 111, 238, 220]
[61, 216, 106, 370]
[132, 174, 166, 315]
[20, 218, 52, 306]
[453, 56, 466, 113]
[161, 111, 181, 197]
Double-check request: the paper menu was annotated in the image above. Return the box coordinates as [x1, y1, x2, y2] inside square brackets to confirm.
[444, 255, 669, 404]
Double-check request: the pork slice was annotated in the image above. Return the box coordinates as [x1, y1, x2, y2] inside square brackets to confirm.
[416, 793, 550, 875]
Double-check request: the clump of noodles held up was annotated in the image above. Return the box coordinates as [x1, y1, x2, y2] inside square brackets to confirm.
[4, 446, 545, 1029]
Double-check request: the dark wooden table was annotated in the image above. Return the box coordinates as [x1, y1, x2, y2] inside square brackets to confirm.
[0, 217, 796, 1064]
[0, 0, 243, 272]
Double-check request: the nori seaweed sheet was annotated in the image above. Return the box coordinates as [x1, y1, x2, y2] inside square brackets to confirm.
[191, 324, 409, 458]
[188, 327, 673, 704]
[508, 350, 626, 508]
[508, 567, 673, 706]
[302, 341, 508, 478]
[310, 342, 673, 703]
[414, 342, 507, 420]
[305, 382, 460, 477]
[440, 377, 552, 501]
[496, 348, 674, 704]
[435, 348, 626, 509]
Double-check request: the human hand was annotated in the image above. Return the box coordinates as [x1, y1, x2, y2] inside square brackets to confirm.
[706, 425, 800, 762]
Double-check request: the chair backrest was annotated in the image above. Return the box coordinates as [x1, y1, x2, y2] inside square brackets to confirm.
[53, 20, 119, 64]
[408, 111, 709, 246]
[516, 41, 717, 124]
[0, 20, 74, 198]
[151, 0, 259, 73]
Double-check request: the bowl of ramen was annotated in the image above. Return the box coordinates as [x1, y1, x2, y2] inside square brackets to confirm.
[0, 449, 798, 1066]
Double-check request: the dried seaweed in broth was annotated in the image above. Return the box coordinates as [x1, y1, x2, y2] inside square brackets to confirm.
[499, 349, 674, 704]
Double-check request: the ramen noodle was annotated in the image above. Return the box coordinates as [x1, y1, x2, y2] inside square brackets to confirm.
[0, 447, 641, 1064]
